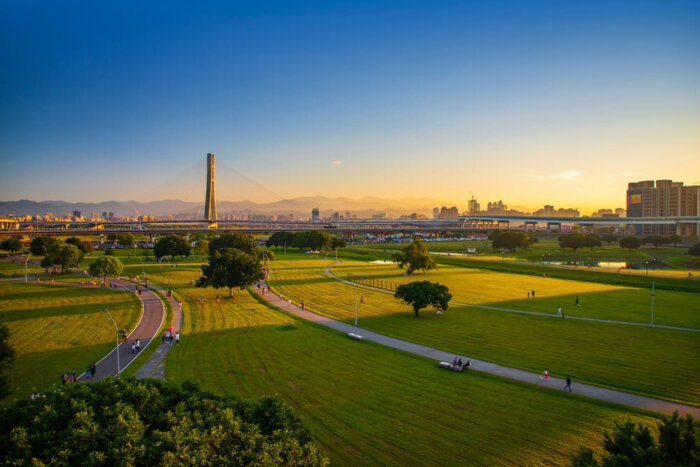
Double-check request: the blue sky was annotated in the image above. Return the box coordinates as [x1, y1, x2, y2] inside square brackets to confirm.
[1, 0, 698, 212]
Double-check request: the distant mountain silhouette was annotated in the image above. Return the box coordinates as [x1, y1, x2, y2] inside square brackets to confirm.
[0, 196, 452, 219]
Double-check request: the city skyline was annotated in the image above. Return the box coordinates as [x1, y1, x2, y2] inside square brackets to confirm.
[1, 1, 698, 212]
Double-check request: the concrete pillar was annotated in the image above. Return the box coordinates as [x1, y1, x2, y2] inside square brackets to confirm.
[99, 234, 104, 245]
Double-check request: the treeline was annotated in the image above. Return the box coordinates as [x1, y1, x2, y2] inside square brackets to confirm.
[0, 377, 326, 465]
[267, 231, 346, 251]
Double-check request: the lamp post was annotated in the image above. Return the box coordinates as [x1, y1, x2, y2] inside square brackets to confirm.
[102, 309, 120, 376]
[645, 260, 649, 275]
[24, 253, 31, 283]
[650, 280, 655, 328]
[354, 277, 358, 326]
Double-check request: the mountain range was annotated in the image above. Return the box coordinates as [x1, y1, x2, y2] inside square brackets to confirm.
[0, 196, 458, 219]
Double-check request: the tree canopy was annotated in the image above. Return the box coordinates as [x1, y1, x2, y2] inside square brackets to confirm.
[267, 231, 295, 249]
[571, 412, 698, 467]
[689, 242, 700, 257]
[0, 238, 21, 254]
[330, 237, 346, 250]
[390, 238, 436, 275]
[292, 231, 332, 251]
[619, 235, 642, 250]
[208, 232, 259, 257]
[197, 248, 264, 297]
[668, 234, 682, 246]
[601, 234, 618, 244]
[0, 322, 14, 400]
[40, 242, 82, 271]
[117, 233, 135, 247]
[642, 235, 671, 248]
[491, 231, 530, 252]
[394, 281, 452, 317]
[558, 233, 601, 251]
[88, 256, 123, 280]
[153, 235, 190, 260]
[29, 235, 56, 256]
[0, 377, 326, 465]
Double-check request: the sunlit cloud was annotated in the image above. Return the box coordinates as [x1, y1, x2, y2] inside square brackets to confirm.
[529, 170, 586, 182]
[331, 160, 342, 166]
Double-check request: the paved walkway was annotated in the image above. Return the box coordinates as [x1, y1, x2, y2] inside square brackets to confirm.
[255, 279, 700, 417]
[37, 278, 166, 381]
[326, 264, 700, 333]
[133, 285, 183, 379]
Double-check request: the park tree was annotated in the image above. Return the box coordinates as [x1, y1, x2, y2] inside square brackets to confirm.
[29, 235, 56, 256]
[1, 238, 21, 254]
[669, 234, 682, 246]
[106, 233, 118, 243]
[0, 378, 326, 465]
[65, 237, 93, 255]
[267, 231, 295, 249]
[194, 238, 209, 258]
[261, 249, 275, 266]
[117, 233, 135, 247]
[559, 233, 601, 251]
[292, 231, 332, 251]
[88, 255, 123, 282]
[619, 235, 642, 250]
[197, 248, 264, 297]
[689, 242, 700, 257]
[0, 322, 15, 399]
[642, 235, 670, 248]
[570, 412, 698, 467]
[391, 238, 436, 276]
[487, 229, 502, 241]
[491, 231, 530, 252]
[153, 234, 190, 260]
[331, 236, 347, 250]
[394, 281, 452, 317]
[208, 232, 259, 257]
[602, 233, 618, 244]
[40, 242, 82, 272]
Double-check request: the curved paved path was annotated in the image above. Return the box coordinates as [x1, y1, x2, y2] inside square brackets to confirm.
[327, 263, 700, 332]
[256, 276, 700, 418]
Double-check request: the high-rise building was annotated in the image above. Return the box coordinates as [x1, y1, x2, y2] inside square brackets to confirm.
[467, 197, 480, 214]
[627, 180, 700, 236]
[204, 153, 217, 221]
[486, 200, 507, 215]
[311, 207, 320, 222]
[432, 207, 439, 219]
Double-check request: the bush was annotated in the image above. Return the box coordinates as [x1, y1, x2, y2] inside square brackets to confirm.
[689, 242, 700, 257]
[0, 378, 326, 465]
[619, 235, 642, 250]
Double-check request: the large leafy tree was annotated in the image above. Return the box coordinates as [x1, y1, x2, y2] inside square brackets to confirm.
[0, 378, 326, 465]
[292, 231, 332, 251]
[331, 236, 346, 250]
[619, 235, 642, 250]
[267, 231, 295, 249]
[394, 281, 452, 317]
[0, 322, 15, 399]
[642, 235, 670, 248]
[208, 232, 259, 257]
[571, 412, 698, 467]
[558, 233, 601, 251]
[197, 248, 264, 297]
[668, 234, 682, 247]
[65, 237, 93, 255]
[390, 238, 436, 275]
[117, 233, 135, 247]
[153, 234, 190, 260]
[0, 238, 21, 254]
[491, 231, 530, 252]
[88, 256, 123, 282]
[29, 235, 56, 256]
[40, 242, 82, 272]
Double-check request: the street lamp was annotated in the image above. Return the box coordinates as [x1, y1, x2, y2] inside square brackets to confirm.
[24, 253, 31, 283]
[354, 276, 358, 326]
[645, 260, 649, 275]
[650, 280, 655, 328]
[102, 309, 120, 376]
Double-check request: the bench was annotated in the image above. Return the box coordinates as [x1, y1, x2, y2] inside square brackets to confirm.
[439, 361, 469, 372]
[348, 333, 363, 340]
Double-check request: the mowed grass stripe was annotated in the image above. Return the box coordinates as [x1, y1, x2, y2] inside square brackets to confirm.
[167, 296, 658, 466]
[269, 256, 700, 405]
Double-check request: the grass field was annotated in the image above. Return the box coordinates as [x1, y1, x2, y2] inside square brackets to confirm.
[335, 260, 700, 329]
[268, 253, 700, 405]
[0, 260, 44, 277]
[165, 287, 659, 465]
[0, 281, 141, 399]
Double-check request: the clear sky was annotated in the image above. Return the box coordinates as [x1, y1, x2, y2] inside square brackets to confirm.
[1, 0, 698, 213]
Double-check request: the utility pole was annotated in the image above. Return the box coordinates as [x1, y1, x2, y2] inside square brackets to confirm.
[650, 280, 655, 328]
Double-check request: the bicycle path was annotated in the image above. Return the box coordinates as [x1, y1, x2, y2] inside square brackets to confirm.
[255, 280, 700, 418]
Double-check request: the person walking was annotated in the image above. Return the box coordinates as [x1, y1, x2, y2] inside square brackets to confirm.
[557, 306, 562, 317]
[169, 332, 173, 346]
[564, 375, 572, 392]
[175, 331, 180, 345]
[540, 369, 548, 381]
[527, 291, 530, 299]
[136, 339, 140, 352]
[531, 290, 535, 299]
[575, 296, 580, 307]
[90, 362, 96, 378]
[131, 342, 136, 354]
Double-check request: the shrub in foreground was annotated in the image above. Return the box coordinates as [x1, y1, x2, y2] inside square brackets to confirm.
[0, 377, 326, 466]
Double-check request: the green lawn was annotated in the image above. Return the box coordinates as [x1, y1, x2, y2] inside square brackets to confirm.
[336, 260, 700, 329]
[166, 288, 659, 465]
[0, 281, 141, 399]
[0, 260, 44, 278]
[268, 253, 700, 405]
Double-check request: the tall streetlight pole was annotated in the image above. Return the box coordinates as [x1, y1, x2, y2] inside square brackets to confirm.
[650, 280, 655, 328]
[102, 309, 120, 376]
[24, 253, 31, 283]
[354, 276, 358, 326]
